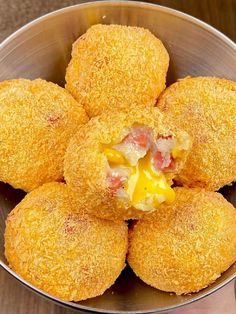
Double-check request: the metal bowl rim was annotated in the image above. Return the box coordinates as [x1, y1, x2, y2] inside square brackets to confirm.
[2, 262, 236, 314]
[0, 1, 236, 313]
[0, 0, 235, 52]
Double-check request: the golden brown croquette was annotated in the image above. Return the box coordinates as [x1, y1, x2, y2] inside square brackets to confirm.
[64, 106, 191, 221]
[157, 76, 236, 191]
[0, 79, 88, 191]
[65, 24, 169, 117]
[4, 182, 128, 301]
[128, 187, 236, 295]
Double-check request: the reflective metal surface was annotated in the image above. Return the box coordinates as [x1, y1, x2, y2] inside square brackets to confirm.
[0, 1, 236, 313]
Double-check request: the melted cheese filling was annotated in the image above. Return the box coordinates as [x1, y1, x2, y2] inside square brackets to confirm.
[127, 153, 175, 208]
[104, 148, 175, 211]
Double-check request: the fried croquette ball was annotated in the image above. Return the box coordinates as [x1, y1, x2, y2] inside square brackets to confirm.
[157, 77, 236, 190]
[64, 106, 191, 221]
[65, 24, 169, 117]
[128, 187, 236, 295]
[0, 79, 88, 191]
[4, 182, 128, 301]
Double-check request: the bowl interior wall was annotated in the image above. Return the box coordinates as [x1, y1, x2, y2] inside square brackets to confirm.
[0, 2, 235, 313]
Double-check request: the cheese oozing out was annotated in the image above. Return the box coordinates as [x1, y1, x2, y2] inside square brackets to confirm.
[104, 125, 185, 212]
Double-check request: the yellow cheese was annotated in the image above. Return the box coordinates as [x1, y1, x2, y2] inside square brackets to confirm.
[172, 147, 182, 158]
[104, 147, 175, 209]
[129, 153, 175, 206]
[104, 148, 125, 164]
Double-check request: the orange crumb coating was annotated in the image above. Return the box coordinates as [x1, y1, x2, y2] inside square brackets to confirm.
[65, 24, 169, 117]
[157, 76, 236, 190]
[0, 79, 88, 191]
[64, 106, 190, 221]
[128, 187, 236, 294]
[4, 182, 128, 301]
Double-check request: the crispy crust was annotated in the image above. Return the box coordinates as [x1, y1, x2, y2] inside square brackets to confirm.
[4, 182, 128, 301]
[0, 78, 88, 191]
[64, 106, 190, 221]
[157, 76, 236, 190]
[65, 24, 169, 117]
[128, 187, 236, 294]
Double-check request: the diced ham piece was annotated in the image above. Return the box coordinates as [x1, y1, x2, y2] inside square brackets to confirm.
[124, 132, 149, 149]
[108, 176, 123, 192]
[107, 167, 130, 195]
[163, 158, 176, 172]
[114, 126, 152, 165]
[153, 135, 176, 172]
[153, 151, 172, 170]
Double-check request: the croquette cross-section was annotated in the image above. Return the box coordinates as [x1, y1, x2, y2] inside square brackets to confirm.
[128, 188, 236, 295]
[4, 183, 128, 301]
[0, 79, 88, 192]
[64, 107, 191, 221]
[65, 24, 169, 117]
[157, 77, 236, 191]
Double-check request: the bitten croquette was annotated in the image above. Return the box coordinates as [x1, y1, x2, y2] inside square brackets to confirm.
[0, 79, 88, 191]
[65, 24, 169, 117]
[157, 76, 236, 191]
[64, 106, 191, 221]
[128, 187, 236, 295]
[4, 182, 128, 301]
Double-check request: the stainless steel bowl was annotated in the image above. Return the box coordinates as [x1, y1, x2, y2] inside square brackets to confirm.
[0, 1, 235, 313]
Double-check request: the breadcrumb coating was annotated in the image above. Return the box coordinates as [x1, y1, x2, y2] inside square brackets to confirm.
[157, 76, 236, 190]
[64, 106, 190, 221]
[128, 187, 236, 294]
[0, 79, 88, 191]
[4, 182, 128, 301]
[65, 24, 169, 117]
